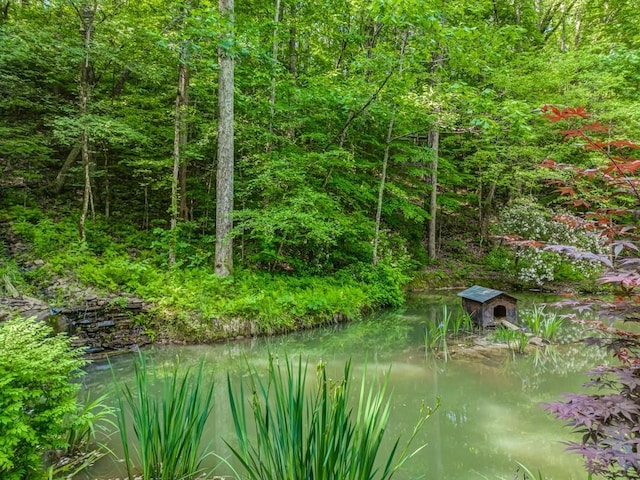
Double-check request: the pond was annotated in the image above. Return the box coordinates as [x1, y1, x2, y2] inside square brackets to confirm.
[78, 292, 609, 480]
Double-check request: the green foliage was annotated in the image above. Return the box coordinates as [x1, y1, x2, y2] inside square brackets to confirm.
[112, 353, 217, 480]
[483, 247, 514, 273]
[0, 257, 28, 297]
[5, 207, 413, 332]
[64, 392, 113, 456]
[493, 326, 529, 354]
[520, 305, 564, 341]
[346, 260, 411, 308]
[226, 354, 434, 480]
[0, 318, 85, 479]
[424, 305, 473, 357]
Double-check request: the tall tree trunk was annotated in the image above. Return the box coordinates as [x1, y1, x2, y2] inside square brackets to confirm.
[372, 32, 407, 266]
[215, 0, 235, 276]
[479, 180, 497, 246]
[288, 25, 296, 76]
[78, 1, 97, 243]
[268, 0, 281, 141]
[103, 150, 110, 218]
[427, 127, 439, 260]
[560, 2, 567, 52]
[574, 8, 581, 49]
[372, 114, 395, 267]
[427, 22, 445, 261]
[169, 44, 189, 266]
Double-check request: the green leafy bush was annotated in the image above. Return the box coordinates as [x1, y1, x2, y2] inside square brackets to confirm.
[0, 318, 85, 479]
[345, 261, 410, 308]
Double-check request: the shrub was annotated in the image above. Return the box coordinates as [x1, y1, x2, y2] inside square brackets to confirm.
[493, 197, 605, 286]
[543, 364, 640, 480]
[0, 318, 85, 479]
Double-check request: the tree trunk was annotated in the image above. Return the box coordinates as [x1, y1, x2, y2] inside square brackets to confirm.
[479, 180, 497, 246]
[372, 115, 395, 267]
[574, 8, 581, 49]
[427, 25, 444, 261]
[169, 45, 189, 266]
[288, 25, 296, 76]
[268, 0, 281, 141]
[78, 1, 97, 243]
[103, 150, 110, 218]
[53, 143, 81, 194]
[215, 0, 235, 276]
[427, 127, 439, 260]
[372, 32, 407, 266]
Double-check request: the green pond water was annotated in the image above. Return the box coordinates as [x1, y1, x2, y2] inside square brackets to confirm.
[78, 293, 609, 480]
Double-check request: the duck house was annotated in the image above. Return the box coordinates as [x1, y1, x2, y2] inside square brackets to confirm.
[457, 285, 518, 327]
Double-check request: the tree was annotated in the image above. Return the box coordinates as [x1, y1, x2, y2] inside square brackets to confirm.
[76, 0, 98, 243]
[169, 4, 192, 266]
[503, 106, 640, 478]
[215, 0, 234, 276]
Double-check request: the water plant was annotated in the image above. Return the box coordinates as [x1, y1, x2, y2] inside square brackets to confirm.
[521, 304, 564, 340]
[450, 309, 473, 336]
[65, 392, 114, 456]
[494, 326, 529, 354]
[226, 354, 435, 480]
[424, 321, 444, 353]
[112, 354, 217, 480]
[424, 306, 473, 357]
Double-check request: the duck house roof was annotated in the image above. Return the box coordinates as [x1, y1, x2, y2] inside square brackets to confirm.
[457, 285, 517, 303]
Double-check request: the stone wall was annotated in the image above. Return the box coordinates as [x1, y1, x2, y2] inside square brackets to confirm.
[0, 294, 151, 356]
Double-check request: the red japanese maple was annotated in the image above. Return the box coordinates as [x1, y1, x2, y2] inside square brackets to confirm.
[537, 106, 640, 479]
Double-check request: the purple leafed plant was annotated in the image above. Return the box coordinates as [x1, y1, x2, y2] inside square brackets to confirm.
[543, 364, 640, 479]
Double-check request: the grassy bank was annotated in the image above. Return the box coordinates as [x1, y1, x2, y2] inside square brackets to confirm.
[0, 206, 411, 341]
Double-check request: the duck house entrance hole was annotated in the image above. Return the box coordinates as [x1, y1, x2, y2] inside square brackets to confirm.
[494, 304, 507, 319]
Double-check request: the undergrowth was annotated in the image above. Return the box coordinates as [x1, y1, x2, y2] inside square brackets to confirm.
[4, 206, 410, 336]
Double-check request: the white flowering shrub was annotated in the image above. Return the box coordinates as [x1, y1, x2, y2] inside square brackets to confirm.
[492, 198, 606, 286]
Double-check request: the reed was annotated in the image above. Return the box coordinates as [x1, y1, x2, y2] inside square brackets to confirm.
[425, 306, 473, 357]
[227, 354, 434, 480]
[494, 326, 529, 354]
[112, 353, 216, 480]
[424, 321, 444, 353]
[65, 392, 113, 455]
[521, 304, 564, 340]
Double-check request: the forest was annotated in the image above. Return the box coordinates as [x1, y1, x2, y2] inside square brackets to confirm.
[1, 0, 640, 478]
[2, 0, 638, 329]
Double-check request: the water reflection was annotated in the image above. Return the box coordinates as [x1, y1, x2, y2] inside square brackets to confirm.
[79, 293, 607, 480]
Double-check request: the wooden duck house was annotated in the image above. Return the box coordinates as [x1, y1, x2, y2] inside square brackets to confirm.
[457, 285, 518, 327]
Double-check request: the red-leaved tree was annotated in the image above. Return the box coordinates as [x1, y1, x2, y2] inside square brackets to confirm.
[520, 105, 640, 479]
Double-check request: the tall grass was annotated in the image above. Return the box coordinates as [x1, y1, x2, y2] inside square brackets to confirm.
[112, 354, 216, 480]
[493, 327, 529, 354]
[227, 355, 435, 480]
[424, 306, 473, 358]
[521, 304, 564, 340]
[65, 392, 114, 455]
